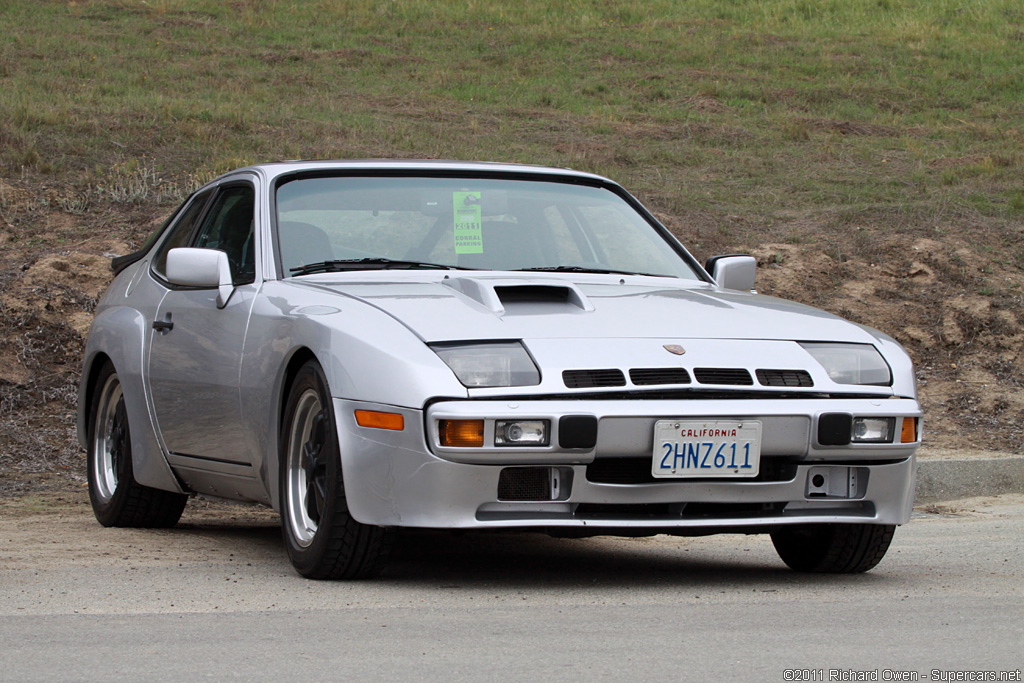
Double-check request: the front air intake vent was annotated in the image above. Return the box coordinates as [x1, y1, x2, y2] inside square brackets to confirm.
[563, 369, 626, 389]
[629, 368, 692, 386]
[756, 369, 814, 387]
[497, 468, 551, 501]
[693, 368, 754, 386]
[494, 285, 570, 304]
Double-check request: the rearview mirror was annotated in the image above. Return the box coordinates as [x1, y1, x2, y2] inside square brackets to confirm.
[165, 248, 235, 308]
[705, 254, 756, 292]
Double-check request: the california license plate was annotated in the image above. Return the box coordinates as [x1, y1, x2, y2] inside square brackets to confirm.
[652, 420, 762, 478]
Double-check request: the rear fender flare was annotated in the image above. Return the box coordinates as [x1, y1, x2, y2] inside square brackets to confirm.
[79, 306, 185, 494]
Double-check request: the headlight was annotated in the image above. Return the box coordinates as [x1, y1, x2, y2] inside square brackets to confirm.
[430, 341, 541, 388]
[800, 342, 892, 386]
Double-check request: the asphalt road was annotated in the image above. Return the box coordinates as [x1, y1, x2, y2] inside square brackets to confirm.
[1, 494, 1021, 682]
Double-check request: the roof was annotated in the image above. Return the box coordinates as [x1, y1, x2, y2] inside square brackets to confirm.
[212, 159, 614, 186]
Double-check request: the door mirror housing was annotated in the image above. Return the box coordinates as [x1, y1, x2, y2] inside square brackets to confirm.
[705, 254, 757, 292]
[165, 247, 235, 308]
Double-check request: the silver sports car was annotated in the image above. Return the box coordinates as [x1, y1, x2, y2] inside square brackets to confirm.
[78, 160, 922, 579]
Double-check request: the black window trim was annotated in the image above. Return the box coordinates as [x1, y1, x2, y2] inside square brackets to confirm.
[188, 180, 259, 287]
[268, 169, 711, 283]
[149, 176, 258, 290]
[148, 186, 217, 287]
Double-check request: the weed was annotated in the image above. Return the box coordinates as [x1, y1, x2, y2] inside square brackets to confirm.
[1007, 191, 1024, 217]
[93, 158, 189, 205]
[991, 153, 1018, 168]
[56, 192, 92, 216]
[781, 119, 811, 142]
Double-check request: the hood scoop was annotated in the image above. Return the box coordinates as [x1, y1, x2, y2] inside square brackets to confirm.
[442, 276, 595, 316]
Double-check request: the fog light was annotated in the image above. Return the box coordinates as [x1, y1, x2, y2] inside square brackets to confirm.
[851, 417, 895, 443]
[439, 419, 484, 447]
[495, 420, 549, 446]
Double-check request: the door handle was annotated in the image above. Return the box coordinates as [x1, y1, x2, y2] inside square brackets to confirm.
[153, 315, 174, 333]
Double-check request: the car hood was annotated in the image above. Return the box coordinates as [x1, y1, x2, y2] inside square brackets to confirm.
[301, 274, 880, 345]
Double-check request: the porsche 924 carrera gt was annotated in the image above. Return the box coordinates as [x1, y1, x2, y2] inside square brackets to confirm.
[79, 161, 921, 579]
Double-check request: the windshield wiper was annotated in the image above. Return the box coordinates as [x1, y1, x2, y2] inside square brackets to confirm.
[513, 265, 668, 277]
[290, 258, 468, 275]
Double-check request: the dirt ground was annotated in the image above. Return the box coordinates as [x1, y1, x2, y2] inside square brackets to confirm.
[1, 186, 1022, 495]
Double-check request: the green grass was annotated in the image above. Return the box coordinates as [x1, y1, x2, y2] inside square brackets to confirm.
[3, 0, 1024, 463]
[1, 0, 1022, 253]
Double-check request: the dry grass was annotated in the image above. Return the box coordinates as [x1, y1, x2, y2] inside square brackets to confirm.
[1, 0, 1023, 486]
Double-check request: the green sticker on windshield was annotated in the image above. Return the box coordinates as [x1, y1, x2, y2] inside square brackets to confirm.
[453, 191, 483, 254]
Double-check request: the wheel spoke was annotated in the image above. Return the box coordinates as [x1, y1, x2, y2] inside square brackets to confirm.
[302, 410, 328, 523]
[110, 398, 128, 472]
[303, 441, 320, 481]
[312, 475, 327, 519]
[304, 488, 317, 522]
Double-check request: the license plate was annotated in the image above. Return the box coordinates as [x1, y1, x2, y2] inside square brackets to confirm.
[652, 420, 762, 478]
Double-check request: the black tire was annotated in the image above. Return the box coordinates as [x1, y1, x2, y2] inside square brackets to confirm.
[87, 362, 188, 528]
[279, 360, 394, 579]
[771, 523, 896, 573]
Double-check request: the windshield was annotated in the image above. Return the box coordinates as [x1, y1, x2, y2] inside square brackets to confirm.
[275, 175, 701, 279]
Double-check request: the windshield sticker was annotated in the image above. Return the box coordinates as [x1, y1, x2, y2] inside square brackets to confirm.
[453, 191, 483, 254]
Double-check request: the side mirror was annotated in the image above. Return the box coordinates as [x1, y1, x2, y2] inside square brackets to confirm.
[165, 248, 235, 308]
[705, 254, 756, 292]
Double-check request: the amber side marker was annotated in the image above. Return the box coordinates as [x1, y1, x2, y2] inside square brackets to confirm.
[354, 410, 405, 431]
[901, 417, 918, 443]
[439, 419, 485, 447]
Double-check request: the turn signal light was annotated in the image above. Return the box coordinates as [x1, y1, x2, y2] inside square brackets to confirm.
[355, 410, 405, 431]
[901, 417, 918, 443]
[439, 419, 485, 447]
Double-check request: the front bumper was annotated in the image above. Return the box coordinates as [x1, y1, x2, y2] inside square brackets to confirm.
[335, 397, 920, 531]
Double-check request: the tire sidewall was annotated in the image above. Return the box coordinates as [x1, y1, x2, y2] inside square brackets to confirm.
[87, 363, 135, 526]
[279, 360, 344, 575]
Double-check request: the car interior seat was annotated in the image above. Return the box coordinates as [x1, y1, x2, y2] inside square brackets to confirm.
[279, 221, 334, 273]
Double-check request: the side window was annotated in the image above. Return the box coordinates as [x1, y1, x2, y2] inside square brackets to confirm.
[192, 185, 256, 285]
[152, 189, 213, 279]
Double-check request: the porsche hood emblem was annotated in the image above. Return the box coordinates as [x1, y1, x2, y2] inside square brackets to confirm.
[663, 344, 686, 356]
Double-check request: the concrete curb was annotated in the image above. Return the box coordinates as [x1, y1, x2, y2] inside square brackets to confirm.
[916, 456, 1024, 503]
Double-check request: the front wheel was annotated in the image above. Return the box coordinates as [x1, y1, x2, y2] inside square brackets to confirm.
[279, 360, 393, 579]
[87, 362, 187, 528]
[771, 523, 896, 573]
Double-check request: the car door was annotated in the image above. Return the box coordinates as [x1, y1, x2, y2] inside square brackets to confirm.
[147, 178, 260, 465]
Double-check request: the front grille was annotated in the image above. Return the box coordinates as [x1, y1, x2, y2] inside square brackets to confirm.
[497, 468, 551, 501]
[693, 368, 754, 385]
[756, 369, 814, 387]
[563, 369, 626, 389]
[629, 368, 692, 386]
[586, 457, 798, 485]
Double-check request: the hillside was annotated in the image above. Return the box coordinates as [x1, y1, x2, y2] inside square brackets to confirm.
[1, 0, 1022, 490]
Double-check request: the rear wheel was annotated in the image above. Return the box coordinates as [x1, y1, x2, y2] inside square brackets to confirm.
[87, 362, 187, 528]
[279, 360, 393, 579]
[771, 523, 895, 573]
